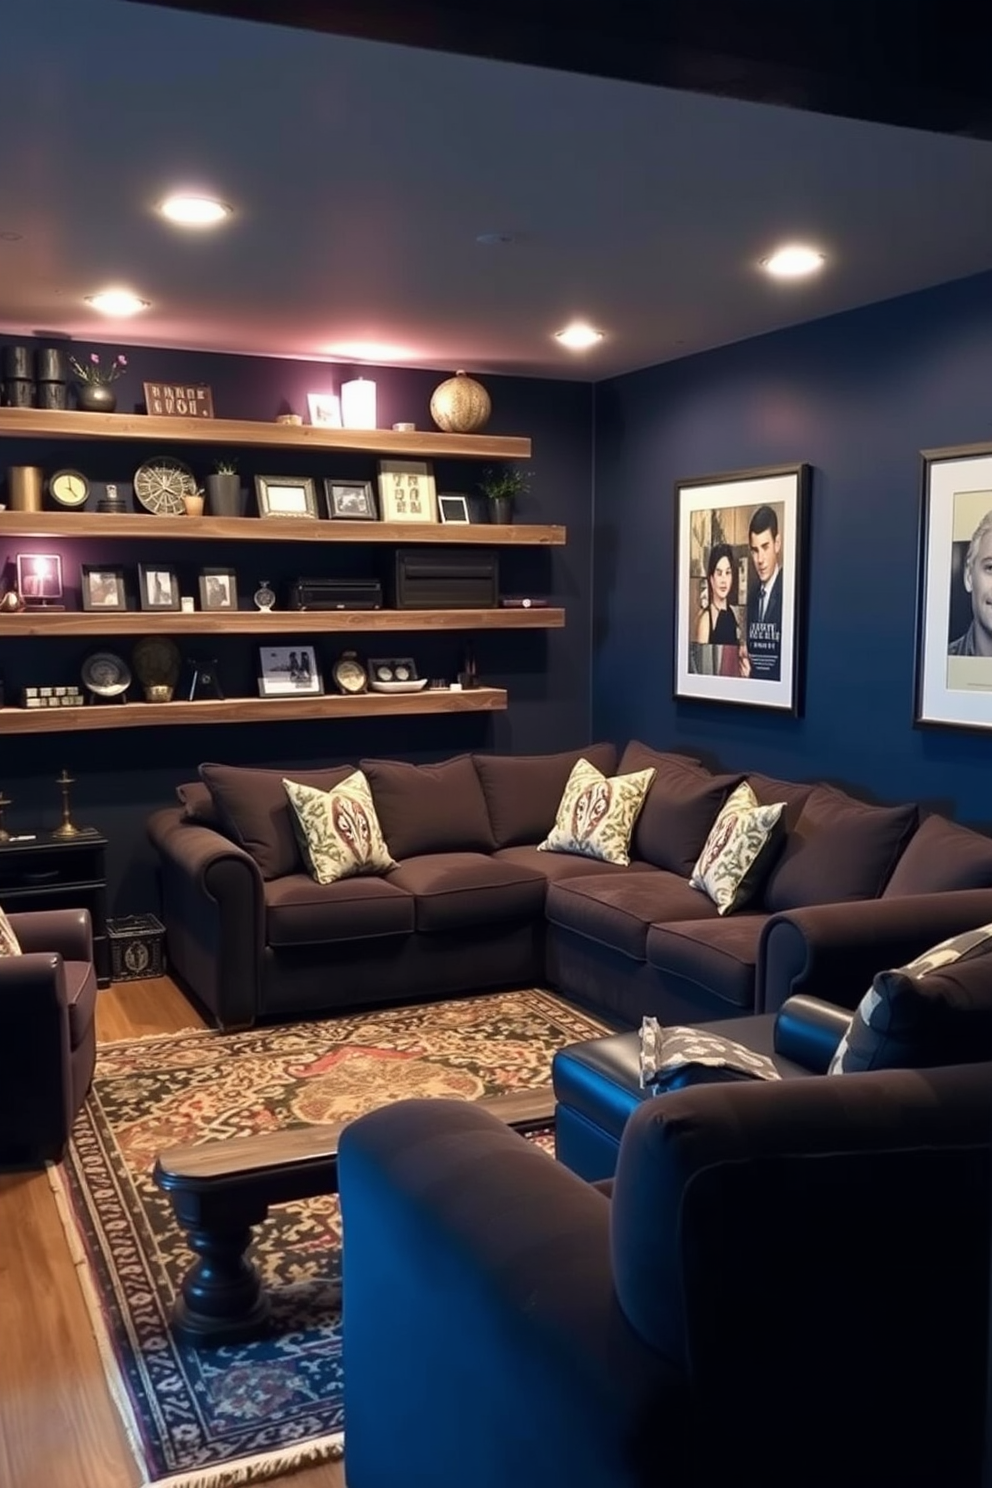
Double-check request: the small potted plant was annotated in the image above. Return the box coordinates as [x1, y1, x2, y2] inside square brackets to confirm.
[479, 465, 530, 525]
[205, 459, 245, 517]
[67, 351, 128, 413]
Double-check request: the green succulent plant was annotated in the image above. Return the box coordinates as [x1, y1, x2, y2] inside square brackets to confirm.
[478, 466, 531, 503]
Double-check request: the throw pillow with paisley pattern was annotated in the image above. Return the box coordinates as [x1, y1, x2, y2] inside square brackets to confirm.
[689, 779, 785, 914]
[284, 771, 396, 885]
[538, 757, 655, 866]
[0, 906, 22, 957]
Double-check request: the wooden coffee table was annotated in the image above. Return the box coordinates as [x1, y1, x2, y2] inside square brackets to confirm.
[154, 1088, 555, 1346]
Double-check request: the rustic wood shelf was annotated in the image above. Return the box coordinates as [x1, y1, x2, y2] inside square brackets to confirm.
[0, 511, 564, 545]
[0, 687, 508, 734]
[0, 408, 530, 460]
[0, 608, 564, 636]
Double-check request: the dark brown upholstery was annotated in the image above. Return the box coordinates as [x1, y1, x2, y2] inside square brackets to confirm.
[200, 761, 355, 879]
[883, 810, 992, 896]
[618, 744, 740, 874]
[473, 743, 618, 848]
[645, 914, 766, 1010]
[386, 853, 546, 933]
[495, 845, 659, 885]
[176, 780, 221, 827]
[546, 871, 718, 962]
[763, 784, 919, 910]
[745, 771, 813, 827]
[264, 873, 415, 947]
[362, 754, 495, 860]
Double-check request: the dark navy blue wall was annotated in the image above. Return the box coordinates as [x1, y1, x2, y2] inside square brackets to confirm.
[0, 338, 594, 912]
[592, 269, 992, 829]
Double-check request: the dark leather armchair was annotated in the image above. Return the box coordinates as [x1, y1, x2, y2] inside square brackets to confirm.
[0, 909, 97, 1167]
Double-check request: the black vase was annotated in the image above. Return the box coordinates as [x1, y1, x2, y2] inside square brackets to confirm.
[35, 347, 67, 383]
[2, 345, 31, 380]
[206, 472, 246, 517]
[3, 378, 35, 408]
[489, 496, 514, 525]
[75, 382, 116, 413]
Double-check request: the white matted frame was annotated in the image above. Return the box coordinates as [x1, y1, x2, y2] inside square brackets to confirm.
[915, 442, 992, 732]
[377, 460, 438, 522]
[438, 493, 470, 524]
[255, 475, 319, 520]
[257, 644, 324, 697]
[674, 463, 809, 715]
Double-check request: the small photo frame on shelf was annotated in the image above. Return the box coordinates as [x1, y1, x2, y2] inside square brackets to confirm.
[80, 565, 127, 612]
[15, 552, 63, 602]
[438, 492, 471, 524]
[198, 567, 238, 611]
[307, 392, 342, 428]
[377, 459, 438, 523]
[258, 644, 324, 697]
[255, 475, 319, 520]
[138, 564, 182, 612]
[324, 479, 378, 521]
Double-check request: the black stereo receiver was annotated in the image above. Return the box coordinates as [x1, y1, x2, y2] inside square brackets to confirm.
[390, 549, 499, 609]
[288, 577, 383, 610]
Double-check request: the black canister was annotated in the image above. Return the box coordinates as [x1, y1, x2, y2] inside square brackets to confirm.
[35, 346, 67, 383]
[2, 345, 32, 380]
[37, 381, 67, 410]
[3, 379, 35, 407]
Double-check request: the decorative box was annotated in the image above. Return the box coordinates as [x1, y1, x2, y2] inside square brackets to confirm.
[107, 914, 166, 982]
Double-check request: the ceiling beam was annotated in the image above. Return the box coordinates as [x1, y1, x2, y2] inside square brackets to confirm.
[128, 0, 992, 139]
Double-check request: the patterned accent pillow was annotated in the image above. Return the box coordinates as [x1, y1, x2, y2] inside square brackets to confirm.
[639, 1016, 780, 1088]
[828, 921, 992, 1074]
[690, 780, 786, 914]
[537, 757, 655, 867]
[0, 906, 22, 957]
[283, 771, 397, 886]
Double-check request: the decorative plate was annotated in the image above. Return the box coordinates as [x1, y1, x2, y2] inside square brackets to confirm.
[369, 677, 429, 694]
[132, 637, 182, 687]
[133, 456, 197, 516]
[81, 651, 132, 698]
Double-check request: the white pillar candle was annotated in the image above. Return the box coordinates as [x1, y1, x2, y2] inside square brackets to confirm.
[341, 378, 377, 430]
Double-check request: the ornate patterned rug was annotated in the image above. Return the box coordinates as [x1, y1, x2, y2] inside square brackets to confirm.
[50, 988, 608, 1488]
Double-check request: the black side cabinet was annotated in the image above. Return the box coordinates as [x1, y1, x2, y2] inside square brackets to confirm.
[0, 831, 110, 987]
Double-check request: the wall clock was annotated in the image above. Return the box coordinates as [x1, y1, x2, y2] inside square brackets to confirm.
[332, 651, 368, 695]
[48, 469, 90, 509]
[133, 455, 197, 516]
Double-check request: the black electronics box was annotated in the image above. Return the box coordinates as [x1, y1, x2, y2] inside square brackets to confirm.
[391, 549, 499, 609]
[289, 577, 383, 610]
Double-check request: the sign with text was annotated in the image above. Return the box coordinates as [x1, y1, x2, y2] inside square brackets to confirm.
[144, 381, 215, 419]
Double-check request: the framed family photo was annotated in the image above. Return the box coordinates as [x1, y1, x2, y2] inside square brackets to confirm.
[198, 567, 237, 611]
[324, 479, 377, 521]
[915, 442, 992, 732]
[257, 644, 324, 697]
[81, 565, 127, 611]
[138, 564, 181, 612]
[673, 463, 809, 714]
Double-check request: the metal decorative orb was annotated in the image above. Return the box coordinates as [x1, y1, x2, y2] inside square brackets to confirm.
[429, 370, 492, 433]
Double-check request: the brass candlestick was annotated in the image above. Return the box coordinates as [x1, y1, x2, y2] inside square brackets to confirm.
[52, 769, 82, 839]
[0, 792, 11, 843]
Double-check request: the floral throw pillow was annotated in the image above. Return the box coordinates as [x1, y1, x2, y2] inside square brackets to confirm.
[690, 780, 786, 914]
[538, 757, 655, 867]
[283, 771, 397, 886]
[0, 906, 22, 957]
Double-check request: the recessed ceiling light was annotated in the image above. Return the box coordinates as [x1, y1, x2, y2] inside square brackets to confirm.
[554, 323, 604, 351]
[761, 245, 825, 278]
[85, 289, 150, 317]
[159, 194, 232, 227]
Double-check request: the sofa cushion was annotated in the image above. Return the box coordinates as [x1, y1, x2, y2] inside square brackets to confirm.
[472, 742, 618, 849]
[690, 782, 786, 915]
[283, 771, 396, 885]
[265, 873, 415, 947]
[883, 813, 992, 897]
[746, 772, 814, 830]
[645, 915, 767, 1011]
[763, 784, 919, 912]
[200, 762, 355, 879]
[546, 870, 720, 963]
[0, 906, 21, 957]
[495, 844, 659, 885]
[361, 754, 495, 860]
[176, 780, 222, 828]
[539, 758, 655, 867]
[618, 744, 742, 875]
[385, 853, 546, 933]
[829, 923, 992, 1074]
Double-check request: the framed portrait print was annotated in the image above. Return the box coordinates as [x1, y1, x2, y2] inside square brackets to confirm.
[81, 565, 127, 612]
[198, 567, 237, 611]
[377, 460, 438, 523]
[257, 644, 323, 697]
[138, 564, 181, 612]
[915, 442, 992, 731]
[673, 463, 809, 714]
[255, 475, 319, 520]
[438, 493, 470, 524]
[324, 479, 377, 521]
[307, 391, 342, 428]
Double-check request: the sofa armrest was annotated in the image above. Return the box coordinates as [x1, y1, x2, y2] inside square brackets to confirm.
[757, 888, 992, 1014]
[0, 951, 67, 1007]
[10, 908, 92, 963]
[772, 994, 853, 1073]
[338, 1098, 689, 1488]
[148, 807, 264, 1029]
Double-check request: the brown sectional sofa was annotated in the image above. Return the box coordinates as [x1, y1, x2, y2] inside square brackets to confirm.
[147, 741, 992, 1031]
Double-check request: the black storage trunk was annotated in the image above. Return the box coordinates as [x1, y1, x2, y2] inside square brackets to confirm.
[107, 914, 166, 982]
[391, 548, 499, 608]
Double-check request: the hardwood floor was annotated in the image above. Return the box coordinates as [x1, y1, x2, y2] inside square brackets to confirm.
[0, 976, 347, 1488]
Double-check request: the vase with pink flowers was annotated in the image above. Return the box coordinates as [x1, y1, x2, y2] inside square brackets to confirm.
[68, 351, 128, 413]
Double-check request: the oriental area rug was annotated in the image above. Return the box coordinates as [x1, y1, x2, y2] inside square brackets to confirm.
[49, 988, 609, 1488]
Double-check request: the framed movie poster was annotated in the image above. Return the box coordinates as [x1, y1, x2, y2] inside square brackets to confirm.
[673, 463, 809, 714]
[915, 442, 992, 732]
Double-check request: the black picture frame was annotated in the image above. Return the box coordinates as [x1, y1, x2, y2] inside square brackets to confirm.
[324, 479, 378, 521]
[80, 565, 127, 612]
[257, 644, 324, 697]
[138, 564, 182, 612]
[198, 567, 238, 611]
[914, 441, 992, 732]
[673, 462, 809, 715]
[15, 552, 63, 602]
[255, 475, 319, 520]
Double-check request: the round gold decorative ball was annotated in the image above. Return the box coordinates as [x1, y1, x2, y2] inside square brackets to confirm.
[429, 370, 492, 433]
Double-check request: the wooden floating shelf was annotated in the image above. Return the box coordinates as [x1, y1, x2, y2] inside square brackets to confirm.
[0, 688, 508, 733]
[0, 408, 530, 460]
[0, 511, 564, 546]
[0, 608, 565, 636]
